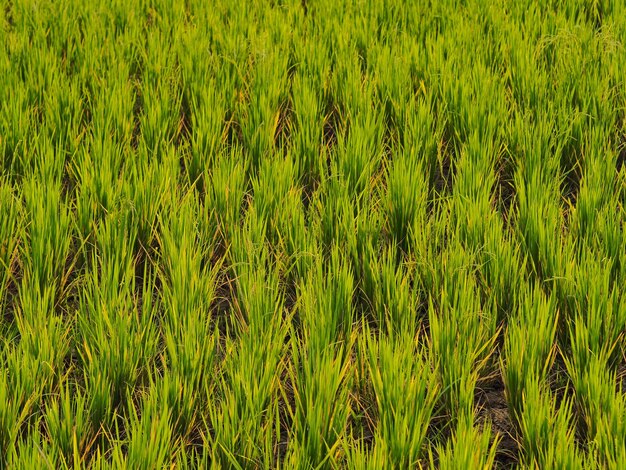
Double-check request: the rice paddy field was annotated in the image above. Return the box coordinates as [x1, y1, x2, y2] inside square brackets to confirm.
[1, 0, 626, 468]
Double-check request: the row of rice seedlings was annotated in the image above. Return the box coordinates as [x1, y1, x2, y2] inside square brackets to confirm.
[0, 40, 76, 455]
[511, 113, 568, 286]
[331, 76, 384, 201]
[238, 35, 290, 172]
[205, 213, 288, 468]
[1, 289, 70, 466]
[364, 328, 439, 467]
[124, 146, 178, 252]
[106, 387, 178, 470]
[77, 212, 159, 432]
[429, 261, 498, 424]
[366, 246, 421, 335]
[385, 95, 439, 255]
[180, 52, 229, 190]
[500, 280, 588, 467]
[367, 42, 413, 143]
[429, 415, 499, 470]
[138, 33, 184, 155]
[0, 181, 20, 316]
[205, 146, 249, 244]
[19, 168, 73, 330]
[286, 247, 354, 468]
[567, 126, 623, 276]
[290, 70, 327, 187]
[417, 147, 503, 463]
[420, 226, 501, 467]
[565, 254, 626, 467]
[72, 132, 127, 240]
[251, 155, 298, 247]
[444, 62, 521, 325]
[516, 378, 589, 468]
[0, 62, 30, 177]
[502, 285, 559, 431]
[0, 341, 37, 463]
[156, 193, 221, 443]
[554, 84, 626, 467]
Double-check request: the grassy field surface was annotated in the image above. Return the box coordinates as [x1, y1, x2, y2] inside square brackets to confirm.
[1, 0, 625, 468]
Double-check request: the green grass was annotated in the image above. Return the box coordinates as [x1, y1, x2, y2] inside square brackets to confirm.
[1, 0, 626, 468]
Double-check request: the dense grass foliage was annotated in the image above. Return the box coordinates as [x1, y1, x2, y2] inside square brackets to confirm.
[1, 0, 626, 468]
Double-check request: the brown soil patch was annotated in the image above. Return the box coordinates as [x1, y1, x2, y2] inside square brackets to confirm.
[475, 377, 519, 469]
